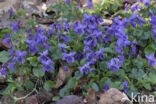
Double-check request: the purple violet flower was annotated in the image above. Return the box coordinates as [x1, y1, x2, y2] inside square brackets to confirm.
[64, 66, 68, 71]
[11, 22, 19, 33]
[8, 8, 15, 17]
[87, 0, 93, 9]
[58, 43, 66, 52]
[15, 50, 27, 64]
[72, 22, 86, 35]
[38, 50, 48, 63]
[62, 52, 76, 63]
[7, 63, 15, 70]
[95, 48, 104, 60]
[78, 62, 92, 74]
[131, 40, 137, 57]
[145, 54, 156, 67]
[42, 59, 53, 72]
[122, 81, 128, 93]
[102, 83, 110, 92]
[3, 33, 11, 45]
[57, 33, 69, 43]
[0, 63, 6, 75]
[65, 0, 70, 4]
[137, 0, 151, 6]
[107, 58, 121, 72]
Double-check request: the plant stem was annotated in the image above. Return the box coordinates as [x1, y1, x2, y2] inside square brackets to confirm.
[13, 88, 37, 102]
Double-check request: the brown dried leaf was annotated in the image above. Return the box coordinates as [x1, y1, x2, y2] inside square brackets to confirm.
[36, 91, 53, 104]
[100, 19, 113, 26]
[56, 95, 84, 104]
[0, 95, 13, 104]
[0, 73, 6, 83]
[99, 88, 130, 104]
[86, 88, 97, 104]
[25, 95, 38, 104]
[23, 1, 42, 17]
[0, 0, 20, 15]
[55, 67, 73, 88]
[14, 91, 26, 104]
[46, 0, 60, 8]
[0, 18, 13, 30]
[122, 0, 137, 4]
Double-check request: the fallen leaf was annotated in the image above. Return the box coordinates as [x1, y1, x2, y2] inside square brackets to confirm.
[86, 88, 97, 104]
[36, 91, 53, 104]
[56, 95, 84, 104]
[25, 95, 38, 104]
[99, 88, 130, 104]
[0, 95, 13, 104]
[0, 0, 19, 12]
[122, 0, 137, 4]
[55, 67, 73, 88]
[14, 91, 26, 104]
[100, 19, 113, 26]
[0, 72, 6, 83]
[23, 1, 43, 17]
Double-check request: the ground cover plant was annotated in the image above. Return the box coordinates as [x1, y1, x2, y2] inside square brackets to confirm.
[0, 0, 156, 104]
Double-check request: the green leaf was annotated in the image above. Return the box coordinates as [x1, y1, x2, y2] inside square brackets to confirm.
[129, 69, 136, 78]
[92, 82, 99, 92]
[74, 71, 83, 80]
[104, 47, 115, 54]
[110, 81, 122, 90]
[99, 61, 107, 70]
[147, 73, 156, 84]
[134, 58, 143, 68]
[138, 40, 147, 47]
[52, 96, 60, 102]
[59, 87, 69, 97]
[24, 80, 34, 90]
[33, 66, 45, 78]
[44, 80, 55, 91]
[2, 83, 16, 95]
[80, 59, 87, 65]
[144, 45, 155, 55]
[27, 56, 38, 67]
[67, 78, 77, 89]
[0, 51, 9, 63]
[143, 83, 151, 90]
